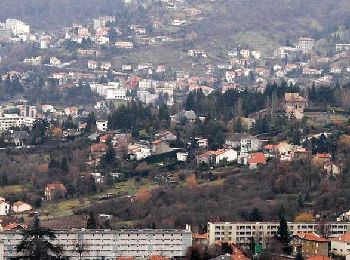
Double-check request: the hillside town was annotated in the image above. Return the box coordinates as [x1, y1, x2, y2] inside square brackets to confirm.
[1, 0, 350, 259]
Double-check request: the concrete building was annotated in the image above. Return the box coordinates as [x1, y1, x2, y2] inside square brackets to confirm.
[93, 16, 116, 30]
[208, 222, 350, 249]
[296, 37, 315, 53]
[330, 233, 350, 258]
[5, 19, 30, 35]
[0, 114, 36, 132]
[0, 228, 192, 259]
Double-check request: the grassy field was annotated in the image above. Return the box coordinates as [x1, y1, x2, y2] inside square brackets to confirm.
[0, 185, 28, 196]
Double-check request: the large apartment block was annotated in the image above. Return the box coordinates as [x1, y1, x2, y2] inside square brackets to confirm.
[208, 222, 350, 248]
[0, 228, 192, 260]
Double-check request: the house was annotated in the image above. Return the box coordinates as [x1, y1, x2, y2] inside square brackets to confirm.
[91, 143, 108, 153]
[225, 134, 265, 153]
[90, 172, 104, 183]
[247, 152, 266, 169]
[192, 233, 208, 246]
[213, 149, 237, 164]
[151, 140, 170, 155]
[330, 233, 350, 258]
[96, 120, 108, 132]
[3, 131, 30, 146]
[0, 198, 10, 215]
[88, 60, 98, 70]
[293, 233, 328, 259]
[12, 201, 32, 213]
[241, 136, 265, 153]
[285, 93, 308, 109]
[45, 182, 67, 201]
[275, 142, 294, 161]
[196, 138, 208, 148]
[240, 49, 250, 59]
[100, 134, 111, 143]
[156, 131, 177, 142]
[197, 152, 210, 165]
[177, 152, 188, 162]
[170, 110, 197, 124]
[100, 61, 112, 71]
[296, 37, 315, 53]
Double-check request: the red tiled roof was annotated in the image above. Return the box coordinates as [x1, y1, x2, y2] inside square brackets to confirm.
[315, 153, 331, 159]
[91, 143, 108, 153]
[296, 232, 328, 242]
[306, 256, 332, 260]
[46, 182, 67, 191]
[331, 233, 350, 242]
[193, 233, 208, 239]
[248, 152, 266, 164]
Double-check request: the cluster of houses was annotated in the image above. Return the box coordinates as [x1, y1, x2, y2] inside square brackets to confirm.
[0, 198, 32, 215]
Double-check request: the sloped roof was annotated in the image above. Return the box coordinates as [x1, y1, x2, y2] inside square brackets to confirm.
[296, 232, 328, 242]
[46, 182, 67, 191]
[248, 152, 266, 164]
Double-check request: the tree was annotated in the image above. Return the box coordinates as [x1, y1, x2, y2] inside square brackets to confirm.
[249, 207, 263, 221]
[101, 142, 117, 169]
[86, 211, 98, 229]
[16, 214, 62, 259]
[60, 157, 69, 173]
[277, 212, 292, 254]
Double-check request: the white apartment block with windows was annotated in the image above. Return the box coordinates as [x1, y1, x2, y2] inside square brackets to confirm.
[0, 114, 36, 132]
[208, 222, 350, 248]
[0, 229, 192, 260]
[5, 19, 30, 35]
[296, 37, 315, 53]
[91, 82, 128, 100]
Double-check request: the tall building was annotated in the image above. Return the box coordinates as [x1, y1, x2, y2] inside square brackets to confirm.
[208, 222, 350, 248]
[93, 16, 116, 30]
[296, 37, 315, 53]
[0, 228, 192, 259]
[5, 19, 30, 35]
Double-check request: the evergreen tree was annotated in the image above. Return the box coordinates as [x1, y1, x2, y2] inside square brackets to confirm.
[16, 214, 62, 259]
[249, 207, 263, 221]
[86, 212, 98, 229]
[277, 212, 292, 255]
[60, 157, 69, 173]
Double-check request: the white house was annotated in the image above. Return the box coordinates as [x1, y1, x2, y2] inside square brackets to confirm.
[330, 234, 350, 259]
[215, 149, 237, 164]
[96, 120, 108, 132]
[0, 199, 10, 215]
[12, 201, 32, 213]
[176, 152, 188, 162]
[88, 60, 98, 70]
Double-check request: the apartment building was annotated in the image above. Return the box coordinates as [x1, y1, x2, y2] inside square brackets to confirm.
[0, 228, 192, 259]
[208, 222, 350, 248]
[296, 37, 315, 53]
[0, 114, 36, 132]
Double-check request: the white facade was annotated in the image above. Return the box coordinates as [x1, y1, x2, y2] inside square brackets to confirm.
[0, 201, 10, 216]
[91, 82, 128, 100]
[208, 222, 350, 248]
[176, 152, 188, 162]
[96, 120, 108, 132]
[331, 238, 350, 258]
[5, 19, 30, 35]
[0, 229, 192, 259]
[0, 114, 35, 132]
[215, 149, 237, 164]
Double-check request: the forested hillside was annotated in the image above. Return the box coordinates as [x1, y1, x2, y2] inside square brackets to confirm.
[1, 0, 349, 32]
